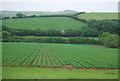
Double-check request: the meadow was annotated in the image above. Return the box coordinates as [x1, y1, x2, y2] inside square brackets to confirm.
[3, 67, 118, 79]
[3, 42, 118, 69]
[2, 17, 87, 30]
[77, 12, 118, 20]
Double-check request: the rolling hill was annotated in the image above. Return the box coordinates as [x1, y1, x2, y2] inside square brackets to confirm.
[77, 12, 118, 20]
[2, 17, 87, 30]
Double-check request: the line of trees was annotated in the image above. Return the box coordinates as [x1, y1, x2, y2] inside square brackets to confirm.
[3, 30, 119, 48]
[1, 12, 87, 23]
[2, 34, 102, 45]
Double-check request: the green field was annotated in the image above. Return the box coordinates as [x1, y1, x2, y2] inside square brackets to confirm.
[3, 67, 118, 79]
[77, 12, 118, 20]
[2, 17, 87, 30]
[3, 42, 118, 68]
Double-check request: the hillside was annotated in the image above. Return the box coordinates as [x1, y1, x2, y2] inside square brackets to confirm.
[77, 12, 118, 20]
[2, 17, 87, 30]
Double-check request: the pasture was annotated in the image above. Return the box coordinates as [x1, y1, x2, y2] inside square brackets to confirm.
[2, 17, 87, 30]
[3, 67, 118, 79]
[77, 12, 118, 20]
[3, 42, 118, 69]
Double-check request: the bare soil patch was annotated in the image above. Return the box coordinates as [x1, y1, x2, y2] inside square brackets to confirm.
[61, 65, 77, 69]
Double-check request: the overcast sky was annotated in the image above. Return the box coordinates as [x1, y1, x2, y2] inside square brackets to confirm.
[1, 0, 119, 12]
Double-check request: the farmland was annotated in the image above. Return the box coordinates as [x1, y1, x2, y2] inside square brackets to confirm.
[2, 17, 87, 30]
[77, 12, 118, 20]
[3, 42, 118, 69]
[2, 11, 119, 79]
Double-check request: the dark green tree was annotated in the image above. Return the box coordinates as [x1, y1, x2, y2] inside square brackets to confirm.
[103, 34, 118, 48]
[100, 32, 118, 48]
[16, 13, 25, 18]
[2, 31, 11, 38]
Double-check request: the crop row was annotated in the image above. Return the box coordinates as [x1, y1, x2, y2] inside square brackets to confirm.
[3, 43, 119, 69]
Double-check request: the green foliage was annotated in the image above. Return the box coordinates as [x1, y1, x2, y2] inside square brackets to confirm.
[100, 32, 118, 48]
[16, 13, 25, 18]
[103, 34, 118, 48]
[99, 32, 111, 40]
[2, 17, 10, 19]
[2, 31, 11, 38]
[87, 20, 119, 34]
[2, 35, 102, 45]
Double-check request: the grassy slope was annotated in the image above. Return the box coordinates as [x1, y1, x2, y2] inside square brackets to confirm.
[2, 17, 87, 30]
[77, 12, 118, 20]
[2, 67, 118, 79]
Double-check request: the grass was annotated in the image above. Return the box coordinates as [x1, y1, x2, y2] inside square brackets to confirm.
[2, 17, 87, 30]
[3, 42, 118, 68]
[21, 36, 70, 39]
[20, 36, 99, 40]
[2, 67, 118, 79]
[77, 12, 118, 20]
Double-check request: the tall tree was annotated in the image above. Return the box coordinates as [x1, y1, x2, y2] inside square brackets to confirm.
[16, 13, 25, 18]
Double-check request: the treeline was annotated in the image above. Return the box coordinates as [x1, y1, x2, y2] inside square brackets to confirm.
[1, 12, 85, 19]
[2, 31, 119, 48]
[1, 15, 71, 19]
[87, 20, 119, 35]
[1, 12, 87, 23]
[2, 35, 102, 45]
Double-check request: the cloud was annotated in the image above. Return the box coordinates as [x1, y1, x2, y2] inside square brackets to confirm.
[1, 0, 119, 2]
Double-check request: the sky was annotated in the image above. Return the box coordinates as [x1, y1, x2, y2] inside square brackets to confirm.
[1, 0, 119, 12]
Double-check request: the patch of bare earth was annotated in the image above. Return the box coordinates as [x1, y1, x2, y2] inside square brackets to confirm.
[61, 65, 76, 69]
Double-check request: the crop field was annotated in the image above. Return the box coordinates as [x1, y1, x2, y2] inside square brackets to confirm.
[3, 42, 119, 69]
[2, 17, 87, 30]
[77, 12, 118, 20]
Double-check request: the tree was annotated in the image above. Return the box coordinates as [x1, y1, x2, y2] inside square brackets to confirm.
[16, 13, 25, 18]
[100, 32, 118, 48]
[103, 34, 118, 48]
[2, 17, 10, 19]
[2, 31, 11, 38]
[99, 32, 111, 40]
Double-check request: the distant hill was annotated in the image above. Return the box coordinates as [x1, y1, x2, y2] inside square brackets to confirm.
[1, 10, 78, 17]
[63, 10, 78, 13]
